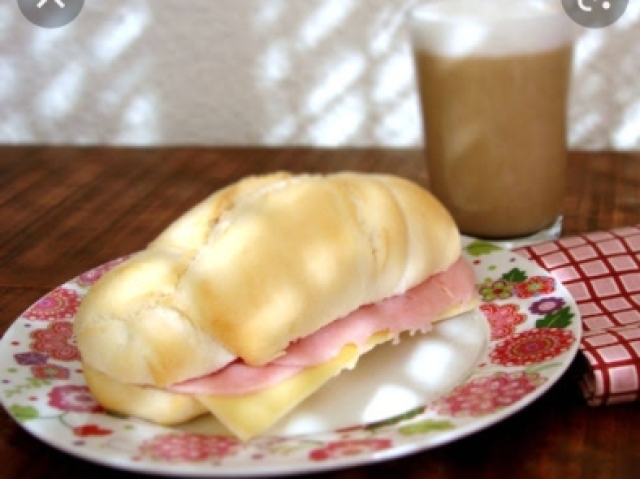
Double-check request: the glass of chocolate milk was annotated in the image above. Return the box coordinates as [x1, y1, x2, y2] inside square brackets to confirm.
[410, 0, 576, 246]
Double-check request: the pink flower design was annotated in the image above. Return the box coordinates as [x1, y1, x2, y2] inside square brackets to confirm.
[490, 329, 575, 367]
[309, 438, 392, 461]
[30, 321, 79, 361]
[138, 434, 241, 463]
[22, 287, 81, 321]
[433, 371, 546, 416]
[479, 303, 527, 340]
[74, 256, 130, 288]
[513, 276, 555, 299]
[48, 385, 103, 413]
[31, 363, 70, 380]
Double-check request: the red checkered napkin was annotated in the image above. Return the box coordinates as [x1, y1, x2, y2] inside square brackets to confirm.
[515, 226, 640, 406]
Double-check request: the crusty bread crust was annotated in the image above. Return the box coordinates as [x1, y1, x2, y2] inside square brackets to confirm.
[81, 362, 208, 424]
[74, 172, 461, 388]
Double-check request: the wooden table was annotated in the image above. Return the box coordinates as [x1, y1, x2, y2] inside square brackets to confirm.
[1, 147, 639, 479]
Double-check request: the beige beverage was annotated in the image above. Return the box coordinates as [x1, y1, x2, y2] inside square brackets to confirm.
[410, 0, 575, 239]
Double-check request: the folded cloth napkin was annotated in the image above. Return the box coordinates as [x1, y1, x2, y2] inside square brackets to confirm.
[515, 225, 640, 406]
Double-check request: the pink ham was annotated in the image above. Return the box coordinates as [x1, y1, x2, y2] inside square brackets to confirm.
[169, 256, 477, 396]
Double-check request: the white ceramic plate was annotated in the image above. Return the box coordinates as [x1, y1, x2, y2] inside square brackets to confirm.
[0, 238, 581, 476]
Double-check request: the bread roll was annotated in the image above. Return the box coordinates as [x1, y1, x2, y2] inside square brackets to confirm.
[74, 172, 461, 390]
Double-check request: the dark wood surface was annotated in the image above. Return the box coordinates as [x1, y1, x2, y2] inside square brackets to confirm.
[1, 147, 639, 479]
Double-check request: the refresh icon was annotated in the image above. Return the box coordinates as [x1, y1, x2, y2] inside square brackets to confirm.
[562, 0, 628, 28]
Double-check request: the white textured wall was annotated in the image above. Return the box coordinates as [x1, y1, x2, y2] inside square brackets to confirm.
[2, 0, 640, 149]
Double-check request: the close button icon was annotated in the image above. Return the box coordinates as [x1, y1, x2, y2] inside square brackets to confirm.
[17, 0, 84, 28]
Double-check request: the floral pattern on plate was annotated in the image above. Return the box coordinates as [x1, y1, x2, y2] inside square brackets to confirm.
[0, 239, 581, 476]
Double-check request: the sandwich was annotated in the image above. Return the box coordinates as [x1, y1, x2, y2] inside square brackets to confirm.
[74, 172, 479, 441]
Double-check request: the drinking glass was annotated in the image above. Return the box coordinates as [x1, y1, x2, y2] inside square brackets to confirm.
[410, 0, 576, 247]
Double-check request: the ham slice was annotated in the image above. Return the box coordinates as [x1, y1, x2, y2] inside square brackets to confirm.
[169, 256, 476, 396]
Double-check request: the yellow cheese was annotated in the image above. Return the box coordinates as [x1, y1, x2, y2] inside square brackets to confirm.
[195, 331, 394, 441]
[195, 344, 358, 441]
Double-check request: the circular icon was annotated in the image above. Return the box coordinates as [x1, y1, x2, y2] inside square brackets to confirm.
[562, 0, 628, 28]
[17, 0, 84, 29]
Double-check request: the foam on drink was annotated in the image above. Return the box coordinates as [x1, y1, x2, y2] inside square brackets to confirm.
[410, 0, 575, 58]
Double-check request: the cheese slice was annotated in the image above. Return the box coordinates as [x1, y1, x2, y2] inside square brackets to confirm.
[195, 332, 393, 441]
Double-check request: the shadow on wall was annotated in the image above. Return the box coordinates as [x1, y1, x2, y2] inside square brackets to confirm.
[0, 0, 420, 146]
[1, 0, 639, 148]
[570, 3, 640, 149]
[1, 1, 162, 144]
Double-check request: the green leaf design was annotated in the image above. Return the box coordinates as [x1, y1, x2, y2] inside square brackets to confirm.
[398, 419, 455, 436]
[4, 377, 51, 398]
[536, 306, 574, 328]
[267, 440, 322, 456]
[365, 406, 425, 430]
[501, 268, 528, 282]
[9, 405, 39, 422]
[464, 240, 502, 257]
